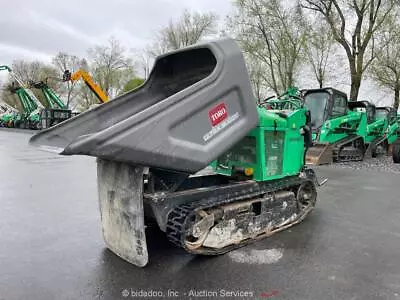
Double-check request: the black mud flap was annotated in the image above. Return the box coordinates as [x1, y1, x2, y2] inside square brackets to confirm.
[97, 159, 148, 267]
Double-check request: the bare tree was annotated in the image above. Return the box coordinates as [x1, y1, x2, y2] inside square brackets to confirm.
[11, 60, 59, 85]
[88, 36, 135, 98]
[0, 90, 20, 111]
[139, 53, 151, 80]
[301, 0, 397, 101]
[74, 83, 98, 111]
[369, 26, 400, 110]
[6, 60, 60, 106]
[146, 39, 170, 58]
[227, 0, 307, 94]
[304, 19, 335, 88]
[244, 54, 268, 100]
[249, 63, 265, 100]
[52, 52, 86, 108]
[131, 48, 153, 79]
[146, 9, 218, 59]
[159, 9, 218, 51]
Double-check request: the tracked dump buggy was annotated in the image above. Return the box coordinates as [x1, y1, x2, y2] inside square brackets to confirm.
[29, 38, 321, 267]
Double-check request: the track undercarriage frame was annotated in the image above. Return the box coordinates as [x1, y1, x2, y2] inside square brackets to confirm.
[97, 159, 318, 266]
[306, 135, 366, 165]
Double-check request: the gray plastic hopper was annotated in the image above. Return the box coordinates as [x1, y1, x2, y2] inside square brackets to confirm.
[29, 38, 259, 173]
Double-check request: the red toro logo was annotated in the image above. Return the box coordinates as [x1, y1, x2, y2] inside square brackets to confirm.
[209, 103, 228, 126]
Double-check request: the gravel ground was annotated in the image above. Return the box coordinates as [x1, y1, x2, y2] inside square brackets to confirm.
[328, 155, 400, 174]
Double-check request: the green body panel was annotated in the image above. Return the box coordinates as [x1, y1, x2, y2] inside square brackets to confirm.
[40, 85, 67, 109]
[316, 111, 367, 143]
[374, 110, 399, 145]
[12, 113, 23, 124]
[0, 113, 14, 123]
[15, 88, 38, 114]
[211, 93, 306, 182]
[385, 121, 399, 144]
[0, 111, 24, 127]
[364, 118, 385, 144]
[28, 112, 40, 123]
[302, 88, 370, 151]
[12, 89, 41, 128]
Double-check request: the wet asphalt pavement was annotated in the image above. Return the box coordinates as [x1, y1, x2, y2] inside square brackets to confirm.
[1, 128, 400, 300]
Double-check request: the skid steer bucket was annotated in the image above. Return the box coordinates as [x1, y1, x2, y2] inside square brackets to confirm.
[305, 142, 333, 165]
[29, 38, 259, 173]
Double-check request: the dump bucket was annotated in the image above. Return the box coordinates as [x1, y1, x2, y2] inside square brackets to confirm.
[29, 38, 259, 173]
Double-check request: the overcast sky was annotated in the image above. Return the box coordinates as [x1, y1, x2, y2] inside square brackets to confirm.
[0, 0, 393, 105]
[0, 0, 233, 65]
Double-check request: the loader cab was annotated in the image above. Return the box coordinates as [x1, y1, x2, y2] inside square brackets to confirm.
[348, 100, 376, 124]
[301, 88, 348, 132]
[376, 107, 397, 124]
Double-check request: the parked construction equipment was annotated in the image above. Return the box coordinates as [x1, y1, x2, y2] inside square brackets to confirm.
[62, 69, 109, 104]
[346, 101, 397, 157]
[0, 65, 44, 129]
[301, 88, 367, 165]
[0, 66, 21, 128]
[391, 113, 400, 163]
[302, 87, 399, 165]
[30, 80, 73, 129]
[1, 84, 41, 129]
[370, 106, 399, 157]
[0, 102, 19, 127]
[259, 86, 304, 110]
[29, 38, 323, 267]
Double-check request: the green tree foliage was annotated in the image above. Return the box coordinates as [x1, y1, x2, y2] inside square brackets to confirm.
[121, 77, 145, 94]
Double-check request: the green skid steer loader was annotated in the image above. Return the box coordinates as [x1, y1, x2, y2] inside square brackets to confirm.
[29, 38, 325, 267]
[347, 101, 399, 158]
[393, 113, 400, 163]
[302, 88, 368, 165]
[368, 106, 399, 157]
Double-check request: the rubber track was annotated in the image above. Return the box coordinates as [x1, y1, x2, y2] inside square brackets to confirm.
[332, 135, 365, 162]
[372, 136, 388, 148]
[166, 176, 315, 255]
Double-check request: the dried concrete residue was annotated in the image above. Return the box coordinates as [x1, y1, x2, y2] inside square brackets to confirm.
[228, 248, 284, 265]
